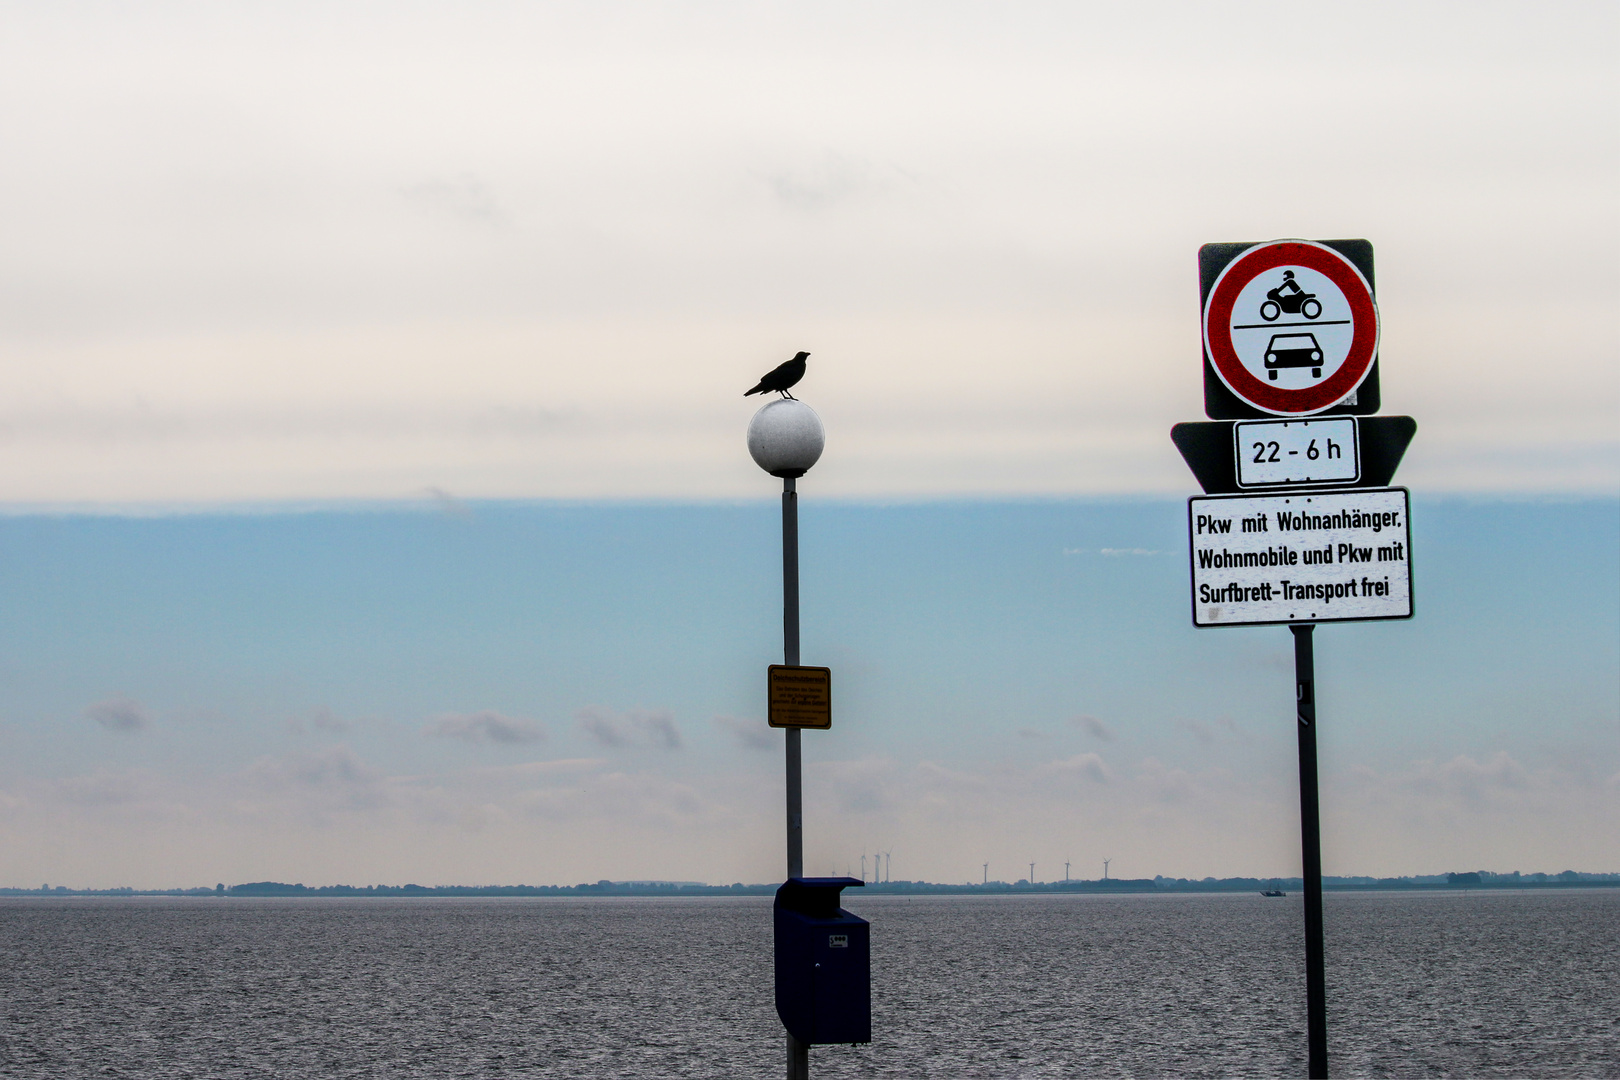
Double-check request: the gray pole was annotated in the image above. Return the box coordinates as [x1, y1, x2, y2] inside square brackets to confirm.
[783, 476, 809, 1080]
[784, 476, 803, 875]
[1292, 623, 1327, 1078]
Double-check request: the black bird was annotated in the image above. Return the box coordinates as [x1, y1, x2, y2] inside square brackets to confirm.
[744, 351, 809, 399]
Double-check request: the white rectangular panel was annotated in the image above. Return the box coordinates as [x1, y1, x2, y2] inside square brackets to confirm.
[1189, 488, 1412, 627]
[1235, 418, 1358, 487]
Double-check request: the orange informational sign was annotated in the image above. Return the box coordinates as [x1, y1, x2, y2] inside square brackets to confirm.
[767, 665, 832, 729]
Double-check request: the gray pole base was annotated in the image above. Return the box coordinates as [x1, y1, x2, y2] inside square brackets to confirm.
[787, 1034, 809, 1079]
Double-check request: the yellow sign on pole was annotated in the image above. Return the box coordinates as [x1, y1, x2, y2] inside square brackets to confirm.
[768, 665, 832, 729]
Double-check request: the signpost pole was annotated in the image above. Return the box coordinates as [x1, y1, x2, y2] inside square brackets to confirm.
[782, 476, 809, 1080]
[1291, 622, 1328, 1078]
[1179, 239, 1410, 1079]
[784, 476, 804, 875]
[746, 395, 826, 1080]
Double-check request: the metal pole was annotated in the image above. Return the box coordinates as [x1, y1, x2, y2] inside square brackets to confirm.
[1292, 623, 1327, 1078]
[783, 476, 809, 1080]
[783, 477, 803, 876]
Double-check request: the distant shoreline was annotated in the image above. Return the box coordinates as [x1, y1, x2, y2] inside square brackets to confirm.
[5, 874, 1616, 899]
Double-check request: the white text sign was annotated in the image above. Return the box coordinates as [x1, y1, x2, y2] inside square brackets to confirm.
[1189, 488, 1413, 627]
[1236, 418, 1358, 487]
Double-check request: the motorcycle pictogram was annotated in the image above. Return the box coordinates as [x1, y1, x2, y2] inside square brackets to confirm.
[1259, 270, 1323, 322]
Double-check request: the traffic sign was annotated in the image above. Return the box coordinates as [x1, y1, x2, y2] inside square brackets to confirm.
[1188, 488, 1412, 627]
[768, 665, 832, 728]
[1176, 237, 1410, 1074]
[1236, 418, 1358, 487]
[1172, 415, 1415, 495]
[1201, 240, 1379, 418]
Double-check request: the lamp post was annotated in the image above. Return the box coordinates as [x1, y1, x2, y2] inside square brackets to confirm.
[747, 397, 825, 1080]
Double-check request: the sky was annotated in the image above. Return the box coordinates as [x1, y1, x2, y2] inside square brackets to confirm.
[0, 2, 1615, 887]
[0, 498, 1614, 888]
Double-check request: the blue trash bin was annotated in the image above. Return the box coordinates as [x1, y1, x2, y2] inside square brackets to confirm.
[774, 876, 870, 1045]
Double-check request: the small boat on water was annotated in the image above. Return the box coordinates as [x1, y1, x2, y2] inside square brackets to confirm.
[1260, 880, 1287, 897]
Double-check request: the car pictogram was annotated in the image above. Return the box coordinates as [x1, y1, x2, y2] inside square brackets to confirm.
[1264, 333, 1324, 379]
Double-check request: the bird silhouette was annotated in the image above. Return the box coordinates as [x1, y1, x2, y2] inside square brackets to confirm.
[744, 352, 809, 399]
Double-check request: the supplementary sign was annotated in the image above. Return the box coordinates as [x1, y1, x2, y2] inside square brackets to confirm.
[1235, 417, 1358, 487]
[768, 665, 832, 728]
[1203, 240, 1379, 417]
[1188, 488, 1412, 627]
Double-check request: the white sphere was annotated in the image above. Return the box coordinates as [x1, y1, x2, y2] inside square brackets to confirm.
[747, 399, 825, 478]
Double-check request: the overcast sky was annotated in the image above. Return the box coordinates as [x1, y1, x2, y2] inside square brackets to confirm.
[0, 1, 1614, 503]
[0, 2, 1615, 889]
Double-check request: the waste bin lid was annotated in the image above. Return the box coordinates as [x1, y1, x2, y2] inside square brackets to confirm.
[775, 876, 864, 917]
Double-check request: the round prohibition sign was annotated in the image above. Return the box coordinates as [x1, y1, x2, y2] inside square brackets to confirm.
[1203, 240, 1379, 415]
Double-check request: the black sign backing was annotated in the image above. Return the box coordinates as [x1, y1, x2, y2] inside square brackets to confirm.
[1200, 239, 1380, 419]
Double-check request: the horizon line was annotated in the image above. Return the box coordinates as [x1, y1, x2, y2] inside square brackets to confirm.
[0, 489, 1609, 520]
[9, 870, 1617, 896]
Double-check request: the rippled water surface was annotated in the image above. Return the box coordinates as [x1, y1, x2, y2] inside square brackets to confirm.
[1, 890, 1615, 1078]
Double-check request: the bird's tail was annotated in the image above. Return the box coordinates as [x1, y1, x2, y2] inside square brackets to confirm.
[744, 382, 767, 397]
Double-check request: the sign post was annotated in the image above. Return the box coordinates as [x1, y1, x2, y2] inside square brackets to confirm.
[747, 394, 869, 1079]
[783, 476, 804, 879]
[1292, 622, 1326, 1079]
[747, 399, 826, 1080]
[1174, 239, 1415, 1079]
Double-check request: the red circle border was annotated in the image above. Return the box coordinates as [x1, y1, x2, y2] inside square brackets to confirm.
[1202, 241, 1379, 415]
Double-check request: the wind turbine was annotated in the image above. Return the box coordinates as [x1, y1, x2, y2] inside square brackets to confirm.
[982, 862, 989, 886]
[1065, 861, 1071, 883]
[860, 854, 867, 883]
[1103, 858, 1111, 881]
[882, 849, 892, 884]
[1029, 861, 1036, 884]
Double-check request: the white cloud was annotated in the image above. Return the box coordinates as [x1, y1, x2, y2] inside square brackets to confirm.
[632, 711, 682, 751]
[1171, 716, 1244, 747]
[576, 707, 624, 747]
[1174, 718, 1214, 746]
[246, 746, 384, 791]
[401, 174, 509, 229]
[1038, 753, 1112, 785]
[311, 709, 348, 733]
[1343, 751, 1554, 811]
[576, 706, 682, 750]
[288, 707, 349, 736]
[53, 768, 160, 807]
[713, 715, 773, 751]
[85, 696, 149, 733]
[814, 758, 896, 816]
[426, 711, 545, 745]
[513, 770, 723, 829]
[760, 152, 903, 215]
[474, 758, 608, 780]
[1323, 752, 1620, 876]
[1070, 715, 1115, 742]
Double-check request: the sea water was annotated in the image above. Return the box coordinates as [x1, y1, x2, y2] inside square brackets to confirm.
[1, 889, 1614, 1077]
